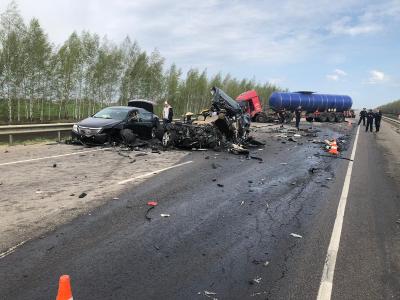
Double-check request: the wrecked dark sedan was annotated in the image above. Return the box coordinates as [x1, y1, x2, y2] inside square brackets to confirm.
[71, 105, 160, 145]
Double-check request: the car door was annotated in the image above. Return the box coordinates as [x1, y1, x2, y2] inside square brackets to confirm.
[126, 110, 141, 133]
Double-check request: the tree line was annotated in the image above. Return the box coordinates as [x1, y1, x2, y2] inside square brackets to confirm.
[0, 1, 283, 124]
[378, 99, 400, 116]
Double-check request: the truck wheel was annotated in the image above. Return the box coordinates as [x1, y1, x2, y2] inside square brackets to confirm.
[284, 113, 293, 123]
[335, 114, 345, 122]
[255, 114, 267, 123]
[327, 113, 336, 122]
[120, 129, 136, 146]
[319, 114, 328, 122]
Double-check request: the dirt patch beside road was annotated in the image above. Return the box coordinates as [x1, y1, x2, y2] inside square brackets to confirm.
[0, 143, 188, 252]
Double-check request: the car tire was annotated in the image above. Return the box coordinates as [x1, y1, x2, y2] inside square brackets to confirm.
[162, 130, 175, 148]
[120, 129, 136, 146]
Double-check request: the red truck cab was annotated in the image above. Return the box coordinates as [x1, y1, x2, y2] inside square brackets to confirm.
[236, 90, 266, 122]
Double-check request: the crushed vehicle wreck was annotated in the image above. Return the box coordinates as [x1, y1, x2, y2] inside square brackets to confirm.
[71, 100, 160, 145]
[162, 87, 252, 152]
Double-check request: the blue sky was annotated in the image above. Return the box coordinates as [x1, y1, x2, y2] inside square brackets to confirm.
[1, 0, 399, 108]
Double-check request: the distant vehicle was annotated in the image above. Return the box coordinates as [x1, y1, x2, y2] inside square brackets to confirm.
[269, 91, 353, 122]
[71, 101, 160, 145]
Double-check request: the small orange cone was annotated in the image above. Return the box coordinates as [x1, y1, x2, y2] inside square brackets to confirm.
[56, 275, 73, 300]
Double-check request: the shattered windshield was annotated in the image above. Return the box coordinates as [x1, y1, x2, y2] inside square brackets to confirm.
[93, 107, 130, 120]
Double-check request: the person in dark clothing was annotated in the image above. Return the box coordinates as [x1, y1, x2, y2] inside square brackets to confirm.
[365, 109, 374, 132]
[374, 109, 382, 132]
[295, 106, 302, 130]
[358, 108, 367, 125]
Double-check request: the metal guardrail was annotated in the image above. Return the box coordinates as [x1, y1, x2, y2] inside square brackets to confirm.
[0, 123, 74, 144]
[382, 116, 400, 125]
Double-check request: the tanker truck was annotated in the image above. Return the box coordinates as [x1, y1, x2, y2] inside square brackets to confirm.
[268, 91, 353, 122]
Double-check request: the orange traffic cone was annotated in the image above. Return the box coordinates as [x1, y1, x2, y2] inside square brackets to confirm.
[329, 143, 339, 155]
[56, 275, 73, 300]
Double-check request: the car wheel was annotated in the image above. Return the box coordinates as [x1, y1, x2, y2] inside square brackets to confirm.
[162, 131, 175, 148]
[120, 129, 136, 146]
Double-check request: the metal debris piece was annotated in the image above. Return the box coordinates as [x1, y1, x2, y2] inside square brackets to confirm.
[263, 261, 270, 267]
[78, 192, 87, 198]
[250, 156, 263, 161]
[204, 290, 218, 300]
[290, 233, 303, 238]
[251, 291, 268, 297]
[52, 163, 57, 168]
[217, 183, 224, 187]
[253, 277, 262, 284]
[280, 163, 288, 165]
[135, 153, 148, 157]
[160, 214, 170, 217]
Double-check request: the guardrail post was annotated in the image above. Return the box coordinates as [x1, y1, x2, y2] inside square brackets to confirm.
[9, 134, 13, 145]
[57, 131, 61, 142]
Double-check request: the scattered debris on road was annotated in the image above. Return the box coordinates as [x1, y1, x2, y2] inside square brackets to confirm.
[203, 290, 218, 300]
[290, 233, 303, 238]
[78, 192, 87, 198]
[160, 214, 170, 217]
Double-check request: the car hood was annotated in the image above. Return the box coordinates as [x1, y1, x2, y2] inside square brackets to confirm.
[77, 117, 122, 128]
[212, 87, 242, 117]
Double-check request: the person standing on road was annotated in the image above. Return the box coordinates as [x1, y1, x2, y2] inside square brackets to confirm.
[163, 102, 173, 124]
[374, 109, 382, 132]
[365, 109, 374, 132]
[295, 106, 302, 130]
[358, 108, 367, 126]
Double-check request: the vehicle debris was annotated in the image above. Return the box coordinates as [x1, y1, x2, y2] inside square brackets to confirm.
[249, 156, 263, 161]
[251, 291, 268, 297]
[251, 277, 262, 284]
[52, 163, 57, 168]
[290, 233, 303, 238]
[160, 214, 170, 217]
[203, 290, 218, 300]
[217, 183, 224, 187]
[263, 261, 270, 267]
[78, 192, 87, 198]
[162, 87, 252, 153]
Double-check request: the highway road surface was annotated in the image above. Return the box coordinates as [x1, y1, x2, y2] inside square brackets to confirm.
[0, 120, 399, 300]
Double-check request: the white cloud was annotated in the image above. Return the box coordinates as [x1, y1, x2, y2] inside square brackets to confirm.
[334, 69, 347, 76]
[326, 74, 339, 81]
[326, 69, 347, 81]
[368, 70, 387, 84]
[330, 17, 382, 36]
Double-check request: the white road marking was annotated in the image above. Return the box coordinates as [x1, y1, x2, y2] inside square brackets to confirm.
[0, 240, 29, 259]
[0, 148, 106, 166]
[317, 125, 361, 300]
[118, 160, 193, 185]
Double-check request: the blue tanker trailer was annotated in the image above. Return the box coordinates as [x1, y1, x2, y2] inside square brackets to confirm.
[268, 91, 353, 122]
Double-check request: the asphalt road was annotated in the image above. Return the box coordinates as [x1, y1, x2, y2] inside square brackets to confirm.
[0, 120, 399, 300]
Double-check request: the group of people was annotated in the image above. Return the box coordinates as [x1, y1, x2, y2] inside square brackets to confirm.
[358, 108, 382, 132]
